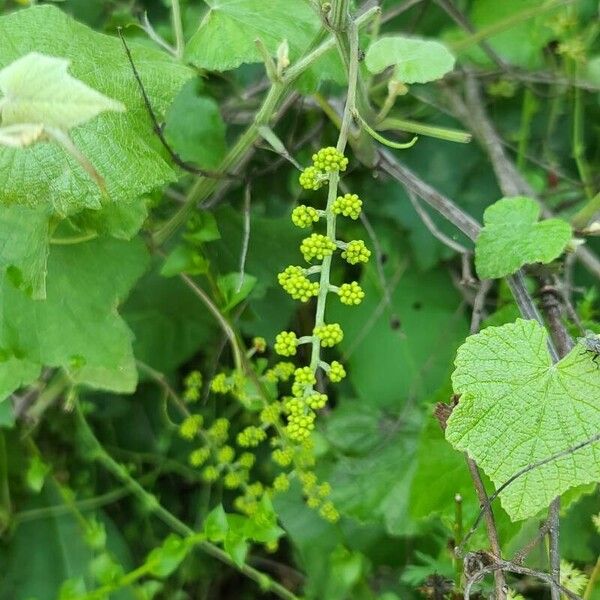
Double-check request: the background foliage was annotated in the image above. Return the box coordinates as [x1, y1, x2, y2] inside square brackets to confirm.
[0, 0, 599, 599]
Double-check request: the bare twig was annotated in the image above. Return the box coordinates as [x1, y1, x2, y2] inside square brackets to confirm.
[464, 459, 506, 598]
[464, 555, 583, 600]
[118, 29, 232, 180]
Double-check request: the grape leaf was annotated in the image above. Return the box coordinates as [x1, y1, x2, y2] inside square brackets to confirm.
[0, 5, 192, 215]
[0, 205, 51, 299]
[0, 237, 149, 401]
[0, 52, 124, 130]
[185, 0, 322, 72]
[475, 197, 572, 279]
[365, 36, 455, 83]
[446, 319, 600, 520]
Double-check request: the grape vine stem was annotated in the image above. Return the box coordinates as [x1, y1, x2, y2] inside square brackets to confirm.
[73, 403, 301, 600]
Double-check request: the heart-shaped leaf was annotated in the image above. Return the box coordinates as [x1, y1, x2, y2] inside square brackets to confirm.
[475, 196, 572, 279]
[365, 36, 455, 83]
[446, 318, 600, 520]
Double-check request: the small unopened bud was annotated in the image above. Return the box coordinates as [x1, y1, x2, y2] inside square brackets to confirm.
[277, 40, 289, 76]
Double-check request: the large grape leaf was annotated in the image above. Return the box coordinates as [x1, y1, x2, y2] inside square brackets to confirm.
[0, 205, 51, 299]
[446, 319, 600, 520]
[185, 0, 322, 71]
[0, 237, 149, 401]
[0, 5, 192, 215]
[475, 197, 572, 279]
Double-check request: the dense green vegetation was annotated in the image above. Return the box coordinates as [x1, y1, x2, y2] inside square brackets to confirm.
[0, 0, 599, 599]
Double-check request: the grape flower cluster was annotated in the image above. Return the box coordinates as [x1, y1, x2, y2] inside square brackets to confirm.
[176, 147, 369, 528]
[275, 147, 369, 459]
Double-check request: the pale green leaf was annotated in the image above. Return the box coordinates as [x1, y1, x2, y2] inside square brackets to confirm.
[365, 36, 455, 83]
[475, 196, 572, 279]
[0, 204, 50, 299]
[0, 237, 149, 400]
[0, 52, 124, 130]
[185, 0, 323, 72]
[0, 5, 192, 215]
[446, 319, 600, 520]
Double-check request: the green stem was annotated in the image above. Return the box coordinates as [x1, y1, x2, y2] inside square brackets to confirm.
[179, 274, 243, 371]
[583, 555, 600, 600]
[0, 432, 10, 531]
[571, 191, 600, 230]
[171, 0, 185, 59]
[27, 371, 70, 421]
[572, 63, 595, 201]
[80, 532, 206, 600]
[309, 17, 360, 373]
[330, 0, 349, 31]
[354, 111, 418, 149]
[516, 87, 537, 171]
[376, 116, 471, 144]
[153, 6, 380, 246]
[73, 404, 300, 600]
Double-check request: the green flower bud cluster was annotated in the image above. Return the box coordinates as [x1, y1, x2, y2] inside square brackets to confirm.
[264, 361, 295, 382]
[210, 373, 230, 394]
[234, 482, 265, 517]
[332, 193, 362, 220]
[252, 336, 267, 353]
[272, 447, 294, 467]
[299, 165, 326, 191]
[298, 147, 348, 191]
[292, 205, 320, 228]
[338, 281, 365, 305]
[299, 471, 339, 523]
[329, 360, 346, 383]
[178, 412, 257, 492]
[278, 265, 319, 302]
[237, 426, 267, 448]
[179, 414, 203, 440]
[342, 239, 371, 264]
[284, 397, 316, 442]
[306, 393, 328, 410]
[272, 473, 290, 493]
[259, 402, 281, 425]
[274, 331, 298, 356]
[291, 366, 316, 397]
[312, 147, 349, 173]
[300, 233, 336, 262]
[183, 370, 202, 403]
[313, 323, 344, 347]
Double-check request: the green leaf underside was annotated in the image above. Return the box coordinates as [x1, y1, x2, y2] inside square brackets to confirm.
[0, 237, 148, 401]
[365, 36, 455, 83]
[0, 5, 192, 215]
[185, 0, 326, 71]
[446, 318, 600, 520]
[0, 52, 124, 130]
[0, 204, 50, 299]
[475, 196, 572, 279]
